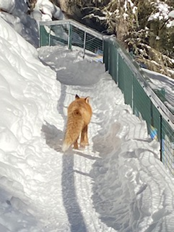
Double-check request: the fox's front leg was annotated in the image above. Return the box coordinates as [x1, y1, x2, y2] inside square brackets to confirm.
[80, 125, 89, 147]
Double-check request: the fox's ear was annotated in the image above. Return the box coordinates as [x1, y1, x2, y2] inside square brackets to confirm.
[85, 97, 90, 103]
[75, 94, 80, 99]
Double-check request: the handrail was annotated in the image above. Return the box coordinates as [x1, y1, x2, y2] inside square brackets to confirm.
[39, 19, 104, 40]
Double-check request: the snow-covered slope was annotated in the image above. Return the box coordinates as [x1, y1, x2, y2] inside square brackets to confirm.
[0, 1, 174, 232]
[0, 0, 64, 47]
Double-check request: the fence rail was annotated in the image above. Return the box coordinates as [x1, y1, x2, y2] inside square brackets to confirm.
[39, 20, 174, 176]
[39, 19, 104, 60]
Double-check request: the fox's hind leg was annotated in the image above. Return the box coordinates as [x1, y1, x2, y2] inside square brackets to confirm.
[73, 136, 79, 149]
[80, 125, 89, 147]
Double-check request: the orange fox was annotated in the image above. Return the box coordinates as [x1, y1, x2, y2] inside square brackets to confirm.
[62, 94, 92, 152]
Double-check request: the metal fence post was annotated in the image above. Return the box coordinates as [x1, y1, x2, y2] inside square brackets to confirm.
[68, 23, 72, 50]
[131, 74, 134, 110]
[160, 115, 163, 162]
[116, 51, 119, 85]
[49, 26, 51, 46]
[83, 31, 86, 59]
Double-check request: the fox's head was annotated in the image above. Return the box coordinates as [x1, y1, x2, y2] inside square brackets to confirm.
[75, 94, 90, 104]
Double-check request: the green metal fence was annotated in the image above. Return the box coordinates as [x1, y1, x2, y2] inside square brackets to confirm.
[104, 38, 174, 176]
[39, 20, 104, 60]
[39, 20, 174, 176]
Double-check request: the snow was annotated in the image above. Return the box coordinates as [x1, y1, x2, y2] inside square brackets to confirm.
[148, 2, 169, 21]
[148, 2, 174, 27]
[142, 69, 174, 113]
[0, 0, 15, 13]
[31, 0, 64, 21]
[169, 10, 174, 18]
[0, 0, 64, 47]
[0, 0, 39, 47]
[0, 1, 174, 232]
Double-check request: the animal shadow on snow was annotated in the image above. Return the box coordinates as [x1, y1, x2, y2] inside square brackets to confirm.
[61, 151, 88, 232]
[41, 123, 88, 231]
[41, 121, 63, 152]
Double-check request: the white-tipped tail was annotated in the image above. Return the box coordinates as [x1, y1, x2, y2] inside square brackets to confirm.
[62, 142, 70, 152]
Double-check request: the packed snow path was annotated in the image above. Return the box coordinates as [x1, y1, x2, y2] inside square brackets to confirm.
[0, 17, 174, 232]
[38, 46, 174, 232]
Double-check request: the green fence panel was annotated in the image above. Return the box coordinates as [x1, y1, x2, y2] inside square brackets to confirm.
[150, 103, 161, 140]
[133, 77, 151, 131]
[117, 53, 124, 92]
[49, 25, 69, 46]
[40, 25, 69, 47]
[71, 25, 84, 48]
[107, 41, 111, 73]
[162, 118, 174, 176]
[124, 72, 133, 108]
[86, 33, 103, 53]
[117, 54, 133, 107]
[104, 40, 118, 83]
[110, 43, 117, 83]
[103, 40, 109, 70]
[40, 25, 49, 46]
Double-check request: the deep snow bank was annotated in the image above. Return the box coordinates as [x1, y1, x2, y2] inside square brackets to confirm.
[0, 17, 60, 231]
[0, 0, 64, 47]
[0, 17, 58, 143]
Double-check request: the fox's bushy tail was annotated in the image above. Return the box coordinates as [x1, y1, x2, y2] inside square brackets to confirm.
[62, 109, 84, 152]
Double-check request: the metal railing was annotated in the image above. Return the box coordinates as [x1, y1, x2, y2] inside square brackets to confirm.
[39, 20, 174, 176]
[39, 19, 104, 61]
[104, 38, 174, 175]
